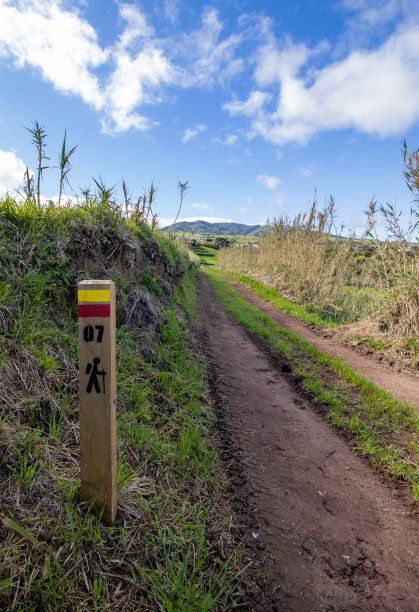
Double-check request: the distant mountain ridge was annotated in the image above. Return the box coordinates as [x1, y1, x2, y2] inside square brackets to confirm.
[159, 220, 265, 236]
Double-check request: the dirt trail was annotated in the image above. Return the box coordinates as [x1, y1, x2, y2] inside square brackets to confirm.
[220, 275, 419, 409]
[197, 273, 418, 611]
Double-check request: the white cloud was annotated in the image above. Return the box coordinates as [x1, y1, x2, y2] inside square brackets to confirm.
[254, 38, 310, 86]
[0, 150, 27, 193]
[0, 0, 106, 110]
[0, 2, 240, 133]
[0, 1, 174, 134]
[257, 174, 281, 190]
[341, 0, 414, 28]
[3, 1, 418, 147]
[214, 134, 238, 146]
[296, 164, 314, 177]
[228, 21, 419, 145]
[224, 90, 271, 117]
[337, 1, 419, 59]
[181, 124, 207, 143]
[178, 7, 243, 87]
[117, 2, 155, 47]
[0, 2, 242, 135]
[163, 0, 180, 24]
[102, 3, 175, 134]
[0, 2, 245, 135]
[103, 42, 172, 133]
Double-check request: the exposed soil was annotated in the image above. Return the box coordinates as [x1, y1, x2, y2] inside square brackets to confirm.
[196, 272, 418, 611]
[220, 275, 419, 409]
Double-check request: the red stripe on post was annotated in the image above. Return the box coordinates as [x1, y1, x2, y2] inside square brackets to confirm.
[78, 303, 111, 318]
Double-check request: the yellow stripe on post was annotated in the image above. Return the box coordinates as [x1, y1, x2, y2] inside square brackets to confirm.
[78, 289, 111, 303]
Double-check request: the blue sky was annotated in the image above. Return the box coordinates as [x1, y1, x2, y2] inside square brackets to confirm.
[0, 0, 419, 233]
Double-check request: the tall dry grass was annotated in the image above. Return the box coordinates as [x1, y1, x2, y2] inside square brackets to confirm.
[361, 142, 419, 338]
[364, 205, 418, 336]
[218, 197, 364, 321]
[218, 144, 419, 339]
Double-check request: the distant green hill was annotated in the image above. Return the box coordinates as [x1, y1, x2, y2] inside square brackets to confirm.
[160, 220, 265, 236]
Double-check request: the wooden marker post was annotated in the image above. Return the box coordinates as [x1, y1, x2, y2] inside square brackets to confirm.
[78, 280, 117, 525]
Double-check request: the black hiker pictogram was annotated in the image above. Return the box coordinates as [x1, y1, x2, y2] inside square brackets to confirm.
[86, 357, 106, 393]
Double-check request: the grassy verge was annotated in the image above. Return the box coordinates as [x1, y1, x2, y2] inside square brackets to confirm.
[203, 269, 419, 501]
[190, 246, 219, 267]
[216, 271, 339, 327]
[112, 269, 248, 610]
[185, 248, 202, 267]
[0, 198, 247, 610]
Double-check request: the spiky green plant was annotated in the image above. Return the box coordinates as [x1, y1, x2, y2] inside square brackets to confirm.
[25, 120, 49, 207]
[92, 176, 115, 205]
[58, 130, 78, 205]
[22, 166, 35, 201]
[122, 178, 130, 215]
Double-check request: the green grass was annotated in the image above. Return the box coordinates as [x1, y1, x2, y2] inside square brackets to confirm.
[111, 270, 247, 609]
[215, 271, 382, 326]
[0, 197, 248, 610]
[354, 336, 392, 351]
[137, 271, 163, 295]
[331, 284, 383, 323]
[190, 245, 219, 267]
[216, 271, 340, 327]
[204, 268, 419, 500]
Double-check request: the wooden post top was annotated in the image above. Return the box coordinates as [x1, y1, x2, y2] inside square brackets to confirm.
[78, 279, 114, 287]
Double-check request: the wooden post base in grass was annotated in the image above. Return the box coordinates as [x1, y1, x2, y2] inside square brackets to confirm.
[78, 280, 117, 525]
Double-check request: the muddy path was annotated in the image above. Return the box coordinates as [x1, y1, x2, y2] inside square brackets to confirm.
[220, 275, 419, 409]
[196, 272, 418, 611]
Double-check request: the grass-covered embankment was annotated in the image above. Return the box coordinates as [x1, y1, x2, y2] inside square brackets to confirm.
[203, 269, 419, 501]
[0, 197, 247, 610]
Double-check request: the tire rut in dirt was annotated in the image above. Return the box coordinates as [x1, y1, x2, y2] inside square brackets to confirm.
[197, 272, 418, 611]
